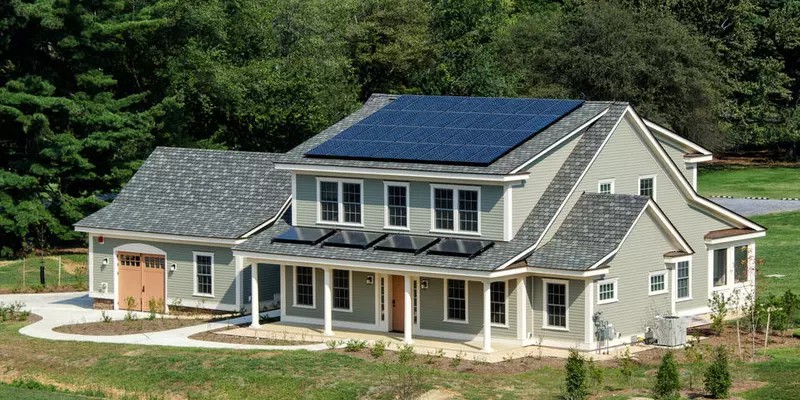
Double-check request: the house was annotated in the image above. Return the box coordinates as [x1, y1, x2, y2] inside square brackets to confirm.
[75, 94, 765, 352]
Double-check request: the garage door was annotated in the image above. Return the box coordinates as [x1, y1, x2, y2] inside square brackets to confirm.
[118, 252, 165, 311]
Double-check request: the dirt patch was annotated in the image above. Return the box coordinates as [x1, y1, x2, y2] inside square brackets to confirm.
[418, 388, 462, 399]
[0, 285, 86, 295]
[188, 326, 312, 346]
[712, 151, 800, 167]
[53, 317, 205, 336]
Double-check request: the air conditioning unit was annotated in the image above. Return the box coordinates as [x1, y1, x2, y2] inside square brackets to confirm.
[652, 316, 688, 347]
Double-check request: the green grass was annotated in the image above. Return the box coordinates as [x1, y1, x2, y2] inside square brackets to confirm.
[698, 165, 800, 198]
[751, 211, 800, 298]
[0, 254, 87, 292]
[741, 346, 800, 400]
[0, 384, 100, 399]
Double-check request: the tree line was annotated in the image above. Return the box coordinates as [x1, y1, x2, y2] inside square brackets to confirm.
[1, 0, 798, 255]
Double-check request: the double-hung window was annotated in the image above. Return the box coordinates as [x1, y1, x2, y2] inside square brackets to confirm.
[432, 185, 480, 234]
[676, 261, 691, 300]
[385, 182, 409, 229]
[734, 245, 749, 283]
[295, 266, 315, 307]
[332, 269, 351, 311]
[638, 176, 656, 198]
[597, 279, 618, 304]
[490, 281, 507, 326]
[317, 178, 363, 225]
[445, 279, 467, 322]
[544, 280, 568, 329]
[193, 252, 214, 297]
[713, 248, 727, 287]
[649, 272, 667, 295]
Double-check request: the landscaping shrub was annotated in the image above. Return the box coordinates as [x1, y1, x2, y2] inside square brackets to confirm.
[708, 292, 729, 335]
[100, 311, 112, 323]
[123, 297, 137, 321]
[653, 352, 681, 400]
[397, 344, 416, 364]
[344, 339, 368, 352]
[618, 347, 635, 389]
[371, 340, 386, 358]
[782, 290, 798, 328]
[586, 358, 604, 394]
[325, 340, 340, 350]
[684, 335, 707, 389]
[0, 301, 30, 322]
[704, 345, 732, 399]
[564, 349, 588, 400]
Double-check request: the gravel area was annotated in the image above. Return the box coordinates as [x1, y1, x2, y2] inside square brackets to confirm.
[711, 198, 800, 216]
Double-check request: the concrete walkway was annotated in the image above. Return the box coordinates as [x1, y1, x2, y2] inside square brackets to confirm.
[0, 292, 327, 351]
[711, 197, 800, 216]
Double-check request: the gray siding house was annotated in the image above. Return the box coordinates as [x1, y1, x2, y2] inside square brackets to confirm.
[75, 94, 765, 351]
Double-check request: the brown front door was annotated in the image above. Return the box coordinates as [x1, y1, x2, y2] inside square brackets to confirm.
[392, 275, 404, 332]
[118, 252, 165, 311]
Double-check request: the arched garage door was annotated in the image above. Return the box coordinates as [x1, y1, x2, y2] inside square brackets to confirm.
[118, 252, 165, 311]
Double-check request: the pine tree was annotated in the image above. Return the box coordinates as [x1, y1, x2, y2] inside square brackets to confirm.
[564, 349, 588, 400]
[653, 352, 681, 400]
[704, 346, 732, 399]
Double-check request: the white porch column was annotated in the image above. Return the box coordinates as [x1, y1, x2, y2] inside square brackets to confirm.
[323, 268, 334, 336]
[250, 263, 260, 328]
[516, 278, 527, 340]
[403, 275, 413, 344]
[483, 281, 493, 353]
[235, 256, 244, 311]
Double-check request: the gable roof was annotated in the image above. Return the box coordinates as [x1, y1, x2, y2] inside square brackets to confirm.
[74, 147, 291, 239]
[527, 193, 691, 271]
[277, 94, 612, 176]
[644, 119, 712, 157]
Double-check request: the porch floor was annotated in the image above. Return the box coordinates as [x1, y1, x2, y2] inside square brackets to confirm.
[218, 321, 650, 363]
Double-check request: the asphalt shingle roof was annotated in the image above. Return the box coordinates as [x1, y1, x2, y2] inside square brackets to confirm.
[279, 94, 612, 175]
[74, 147, 291, 239]
[526, 193, 650, 271]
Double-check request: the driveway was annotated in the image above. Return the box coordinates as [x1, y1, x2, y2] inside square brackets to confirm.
[711, 198, 800, 216]
[0, 292, 326, 351]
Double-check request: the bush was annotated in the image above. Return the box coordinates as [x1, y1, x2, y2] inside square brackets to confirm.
[783, 290, 798, 328]
[653, 352, 681, 400]
[708, 292, 729, 335]
[586, 358, 604, 394]
[704, 346, 732, 399]
[325, 340, 340, 350]
[397, 344, 416, 365]
[564, 349, 588, 400]
[371, 340, 387, 358]
[100, 311, 112, 323]
[344, 339, 368, 352]
[618, 347, 635, 388]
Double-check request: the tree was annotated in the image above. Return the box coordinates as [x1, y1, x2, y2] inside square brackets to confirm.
[653, 352, 681, 400]
[564, 349, 588, 400]
[704, 345, 732, 399]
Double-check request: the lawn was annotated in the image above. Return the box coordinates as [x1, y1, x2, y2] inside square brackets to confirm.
[698, 165, 800, 198]
[751, 211, 800, 298]
[0, 254, 87, 293]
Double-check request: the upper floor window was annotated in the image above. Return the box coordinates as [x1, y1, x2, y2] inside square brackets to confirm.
[638, 175, 656, 198]
[384, 182, 409, 229]
[431, 185, 480, 234]
[317, 178, 363, 226]
[598, 179, 615, 194]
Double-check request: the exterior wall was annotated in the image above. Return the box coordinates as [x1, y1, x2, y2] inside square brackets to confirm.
[542, 116, 734, 313]
[419, 278, 518, 341]
[511, 133, 582, 234]
[242, 263, 281, 308]
[529, 277, 586, 346]
[294, 174, 506, 241]
[658, 138, 692, 183]
[283, 266, 376, 324]
[90, 237, 237, 309]
[593, 211, 678, 338]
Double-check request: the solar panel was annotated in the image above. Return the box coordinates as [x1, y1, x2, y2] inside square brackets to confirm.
[305, 95, 584, 165]
[272, 227, 335, 245]
[426, 238, 494, 259]
[375, 235, 440, 255]
[323, 230, 387, 249]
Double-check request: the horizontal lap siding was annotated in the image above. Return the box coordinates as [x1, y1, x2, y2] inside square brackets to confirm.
[595, 212, 675, 337]
[243, 263, 281, 306]
[91, 237, 236, 307]
[531, 277, 585, 345]
[283, 266, 375, 324]
[294, 174, 506, 241]
[660, 140, 693, 183]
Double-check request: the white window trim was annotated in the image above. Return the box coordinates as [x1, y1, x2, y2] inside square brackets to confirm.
[293, 266, 316, 309]
[443, 279, 469, 324]
[542, 278, 569, 331]
[596, 278, 618, 305]
[490, 280, 509, 328]
[648, 271, 668, 296]
[711, 247, 729, 289]
[638, 174, 657, 200]
[708, 243, 754, 293]
[675, 259, 692, 302]
[383, 181, 411, 231]
[332, 269, 353, 312]
[430, 184, 481, 236]
[192, 251, 215, 298]
[598, 179, 615, 194]
[315, 177, 365, 227]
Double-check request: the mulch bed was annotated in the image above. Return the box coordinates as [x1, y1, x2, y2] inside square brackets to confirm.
[0, 285, 87, 295]
[188, 326, 310, 346]
[53, 317, 206, 336]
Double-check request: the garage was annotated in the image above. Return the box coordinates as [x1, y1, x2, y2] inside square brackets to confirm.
[117, 252, 165, 311]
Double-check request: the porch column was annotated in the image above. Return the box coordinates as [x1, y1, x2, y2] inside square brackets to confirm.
[517, 278, 527, 340]
[250, 263, 260, 328]
[483, 281, 493, 353]
[323, 267, 334, 336]
[403, 275, 413, 344]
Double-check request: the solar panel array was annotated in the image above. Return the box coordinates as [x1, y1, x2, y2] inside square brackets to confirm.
[305, 95, 584, 165]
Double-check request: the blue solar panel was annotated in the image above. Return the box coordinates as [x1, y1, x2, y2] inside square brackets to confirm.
[305, 95, 584, 165]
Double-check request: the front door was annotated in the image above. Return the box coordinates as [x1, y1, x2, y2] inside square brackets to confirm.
[118, 252, 165, 311]
[391, 275, 404, 332]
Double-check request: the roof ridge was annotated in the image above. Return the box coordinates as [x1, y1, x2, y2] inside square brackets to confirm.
[153, 146, 284, 157]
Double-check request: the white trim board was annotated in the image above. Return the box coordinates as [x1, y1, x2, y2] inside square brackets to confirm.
[643, 119, 712, 156]
[75, 227, 241, 246]
[275, 163, 530, 183]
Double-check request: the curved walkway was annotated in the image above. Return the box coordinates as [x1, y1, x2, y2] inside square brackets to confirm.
[1, 292, 327, 351]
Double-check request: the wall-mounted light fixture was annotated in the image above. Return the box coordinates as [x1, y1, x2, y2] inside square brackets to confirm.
[102, 257, 109, 267]
[421, 280, 429, 290]
[365, 275, 374, 285]
[169, 263, 177, 272]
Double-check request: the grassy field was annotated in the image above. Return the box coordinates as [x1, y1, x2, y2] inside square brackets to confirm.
[751, 211, 800, 298]
[698, 165, 800, 198]
[0, 254, 87, 293]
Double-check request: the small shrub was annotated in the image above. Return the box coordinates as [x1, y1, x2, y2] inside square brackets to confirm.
[397, 344, 416, 365]
[586, 358, 604, 394]
[472, 355, 488, 365]
[425, 348, 445, 364]
[325, 340, 340, 350]
[708, 292, 729, 335]
[618, 347, 635, 389]
[124, 297, 137, 321]
[704, 345, 732, 399]
[653, 352, 681, 400]
[386, 364, 425, 400]
[100, 311, 112, 323]
[783, 290, 799, 328]
[344, 339, 368, 352]
[449, 351, 464, 368]
[564, 349, 588, 400]
[371, 340, 386, 358]
[684, 334, 706, 390]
